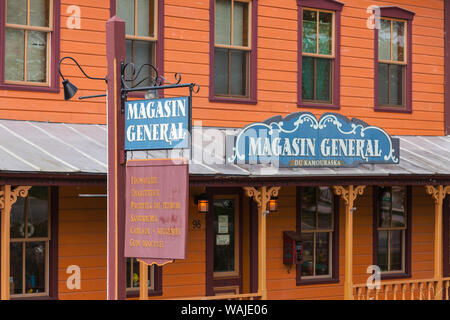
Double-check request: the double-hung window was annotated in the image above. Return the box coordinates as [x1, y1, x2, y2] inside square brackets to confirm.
[1, 0, 60, 91]
[211, 0, 256, 103]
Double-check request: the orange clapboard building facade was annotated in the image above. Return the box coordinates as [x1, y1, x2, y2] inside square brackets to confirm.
[0, 0, 449, 301]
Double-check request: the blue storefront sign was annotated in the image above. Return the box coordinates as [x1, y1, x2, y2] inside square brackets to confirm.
[228, 112, 400, 168]
[125, 96, 190, 151]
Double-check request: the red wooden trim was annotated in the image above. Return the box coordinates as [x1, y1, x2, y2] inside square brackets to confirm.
[49, 186, 59, 299]
[444, 197, 450, 277]
[374, 7, 414, 113]
[445, 0, 450, 135]
[297, 1, 343, 110]
[0, 0, 60, 93]
[296, 186, 340, 285]
[209, 0, 258, 104]
[372, 186, 412, 280]
[249, 198, 258, 293]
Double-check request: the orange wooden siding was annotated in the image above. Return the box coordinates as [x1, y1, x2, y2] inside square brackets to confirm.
[58, 186, 107, 300]
[0, 0, 445, 135]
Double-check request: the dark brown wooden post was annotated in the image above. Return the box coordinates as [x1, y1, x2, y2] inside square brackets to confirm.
[106, 16, 126, 300]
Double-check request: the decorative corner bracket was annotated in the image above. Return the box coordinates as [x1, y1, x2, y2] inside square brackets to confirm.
[333, 185, 366, 206]
[0, 186, 31, 211]
[244, 186, 281, 208]
[425, 185, 450, 204]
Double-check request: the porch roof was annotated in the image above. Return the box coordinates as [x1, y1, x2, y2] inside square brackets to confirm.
[0, 120, 449, 179]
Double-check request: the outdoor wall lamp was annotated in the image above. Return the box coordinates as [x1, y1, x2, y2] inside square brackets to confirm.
[195, 193, 209, 214]
[267, 196, 278, 213]
[58, 56, 107, 100]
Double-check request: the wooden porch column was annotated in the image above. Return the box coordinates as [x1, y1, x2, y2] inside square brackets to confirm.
[0, 186, 31, 300]
[333, 185, 366, 300]
[244, 186, 280, 300]
[425, 185, 450, 300]
[139, 261, 149, 300]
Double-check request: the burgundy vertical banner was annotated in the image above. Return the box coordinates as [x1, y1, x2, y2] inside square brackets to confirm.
[125, 160, 189, 264]
[106, 16, 126, 300]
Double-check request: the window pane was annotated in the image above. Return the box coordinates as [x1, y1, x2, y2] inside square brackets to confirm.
[30, 0, 50, 27]
[379, 19, 391, 61]
[11, 197, 26, 239]
[301, 187, 316, 231]
[378, 230, 389, 271]
[28, 187, 49, 238]
[117, 0, 135, 35]
[315, 232, 330, 276]
[215, 0, 231, 45]
[389, 64, 404, 106]
[214, 48, 229, 95]
[137, 0, 155, 37]
[319, 12, 332, 55]
[301, 232, 314, 276]
[390, 230, 403, 271]
[25, 242, 46, 294]
[132, 258, 140, 288]
[302, 56, 314, 101]
[316, 58, 331, 102]
[5, 29, 25, 82]
[126, 258, 132, 288]
[132, 40, 155, 88]
[10, 242, 23, 295]
[213, 199, 235, 273]
[378, 187, 391, 228]
[391, 186, 406, 228]
[7, 0, 27, 25]
[378, 63, 389, 105]
[392, 21, 405, 62]
[233, 1, 249, 47]
[230, 50, 247, 96]
[27, 31, 48, 83]
[317, 187, 333, 230]
[303, 10, 317, 54]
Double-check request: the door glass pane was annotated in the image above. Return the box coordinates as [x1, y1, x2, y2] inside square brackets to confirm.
[28, 187, 49, 238]
[378, 187, 391, 228]
[137, 0, 154, 37]
[303, 10, 317, 54]
[301, 232, 314, 276]
[378, 63, 389, 105]
[389, 64, 404, 106]
[11, 197, 26, 239]
[391, 186, 405, 228]
[377, 230, 389, 271]
[317, 187, 333, 230]
[25, 242, 46, 294]
[319, 12, 332, 55]
[27, 31, 48, 83]
[316, 58, 331, 102]
[315, 232, 330, 276]
[5, 29, 25, 82]
[233, 1, 249, 47]
[302, 56, 314, 101]
[301, 187, 316, 230]
[10, 242, 23, 295]
[230, 50, 247, 96]
[215, 0, 231, 45]
[117, 0, 135, 35]
[7, 0, 27, 25]
[30, 0, 50, 27]
[390, 230, 403, 271]
[213, 199, 235, 273]
[379, 19, 391, 61]
[214, 48, 229, 95]
[392, 21, 405, 62]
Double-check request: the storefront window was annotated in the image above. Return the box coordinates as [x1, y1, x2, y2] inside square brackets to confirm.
[126, 258, 155, 292]
[10, 187, 50, 297]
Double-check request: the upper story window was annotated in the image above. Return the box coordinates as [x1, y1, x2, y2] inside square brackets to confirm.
[0, 0, 60, 92]
[374, 7, 414, 113]
[210, 0, 257, 104]
[116, 0, 160, 88]
[297, 0, 343, 110]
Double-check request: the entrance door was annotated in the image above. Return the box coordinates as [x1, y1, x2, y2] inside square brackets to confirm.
[207, 193, 242, 296]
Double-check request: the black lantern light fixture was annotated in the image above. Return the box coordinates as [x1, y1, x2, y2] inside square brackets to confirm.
[267, 196, 278, 213]
[195, 193, 209, 214]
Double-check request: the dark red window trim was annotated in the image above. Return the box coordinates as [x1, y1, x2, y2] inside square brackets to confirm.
[209, 0, 258, 105]
[444, 197, 450, 277]
[372, 186, 412, 280]
[0, 0, 61, 93]
[110, 0, 165, 99]
[297, 0, 343, 110]
[374, 6, 415, 114]
[296, 186, 340, 286]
